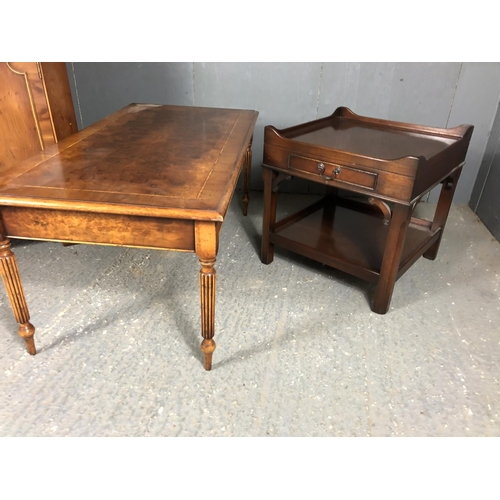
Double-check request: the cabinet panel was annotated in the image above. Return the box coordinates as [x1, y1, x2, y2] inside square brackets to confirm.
[0, 62, 43, 170]
[40, 62, 78, 141]
[0, 62, 77, 174]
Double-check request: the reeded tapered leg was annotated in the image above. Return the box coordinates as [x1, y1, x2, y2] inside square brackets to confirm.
[195, 221, 218, 370]
[372, 204, 413, 314]
[0, 237, 36, 354]
[199, 257, 216, 370]
[242, 136, 253, 216]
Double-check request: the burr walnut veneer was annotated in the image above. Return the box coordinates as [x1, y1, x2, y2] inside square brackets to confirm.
[0, 103, 258, 370]
[262, 107, 473, 313]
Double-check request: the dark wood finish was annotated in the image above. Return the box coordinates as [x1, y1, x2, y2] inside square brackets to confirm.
[261, 167, 278, 265]
[372, 204, 413, 314]
[261, 107, 473, 313]
[423, 168, 462, 261]
[0, 103, 258, 370]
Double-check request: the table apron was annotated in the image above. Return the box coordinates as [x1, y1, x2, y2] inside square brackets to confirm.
[1, 206, 196, 251]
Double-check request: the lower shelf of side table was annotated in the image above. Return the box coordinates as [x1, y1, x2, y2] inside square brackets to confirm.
[269, 196, 441, 284]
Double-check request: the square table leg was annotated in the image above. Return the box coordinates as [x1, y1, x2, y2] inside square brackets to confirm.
[261, 167, 278, 265]
[372, 203, 413, 314]
[0, 235, 36, 354]
[424, 166, 463, 261]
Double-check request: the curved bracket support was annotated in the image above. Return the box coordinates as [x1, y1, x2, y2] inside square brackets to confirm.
[443, 162, 464, 191]
[368, 197, 392, 226]
[272, 172, 293, 192]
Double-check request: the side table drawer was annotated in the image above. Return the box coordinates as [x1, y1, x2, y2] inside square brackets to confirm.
[288, 154, 378, 190]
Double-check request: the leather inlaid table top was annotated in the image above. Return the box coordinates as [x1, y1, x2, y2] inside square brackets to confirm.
[0, 103, 258, 220]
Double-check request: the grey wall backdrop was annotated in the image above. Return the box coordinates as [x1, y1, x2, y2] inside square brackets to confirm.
[66, 62, 500, 204]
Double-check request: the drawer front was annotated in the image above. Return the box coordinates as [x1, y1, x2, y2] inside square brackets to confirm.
[2, 207, 196, 251]
[288, 154, 378, 190]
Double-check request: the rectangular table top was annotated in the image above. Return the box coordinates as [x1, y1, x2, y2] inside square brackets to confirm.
[0, 104, 258, 221]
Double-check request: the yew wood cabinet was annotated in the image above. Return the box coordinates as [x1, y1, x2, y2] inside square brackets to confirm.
[261, 107, 473, 314]
[0, 62, 78, 170]
[0, 103, 258, 370]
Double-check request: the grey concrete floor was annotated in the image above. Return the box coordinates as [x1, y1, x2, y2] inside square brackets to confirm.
[0, 192, 499, 436]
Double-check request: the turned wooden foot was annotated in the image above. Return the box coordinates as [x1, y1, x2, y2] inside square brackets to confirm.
[201, 338, 216, 371]
[0, 237, 36, 354]
[19, 322, 36, 355]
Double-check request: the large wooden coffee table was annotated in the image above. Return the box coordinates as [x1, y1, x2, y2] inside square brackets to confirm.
[0, 103, 258, 370]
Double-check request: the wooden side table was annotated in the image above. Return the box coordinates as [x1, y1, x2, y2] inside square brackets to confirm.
[0, 103, 258, 370]
[261, 107, 473, 314]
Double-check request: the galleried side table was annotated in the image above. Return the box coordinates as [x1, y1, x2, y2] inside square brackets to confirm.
[261, 107, 473, 313]
[0, 104, 258, 370]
